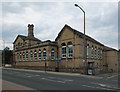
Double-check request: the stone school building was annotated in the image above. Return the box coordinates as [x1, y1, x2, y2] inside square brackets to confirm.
[13, 24, 119, 74]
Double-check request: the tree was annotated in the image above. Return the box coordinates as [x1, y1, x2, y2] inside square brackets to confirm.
[2, 47, 13, 65]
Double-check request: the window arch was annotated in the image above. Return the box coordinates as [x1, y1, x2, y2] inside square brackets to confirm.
[34, 50, 37, 61]
[39, 49, 41, 60]
[51, 48, 54, 60]
[68, 42, 73, 58]
[62, 43, 66, 58]
[43, 48, 46, 60]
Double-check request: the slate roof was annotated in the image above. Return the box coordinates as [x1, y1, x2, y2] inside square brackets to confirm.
[55, 24, 104, 46]
[13, 35, 41, 44]
[103, 46, 117, 51]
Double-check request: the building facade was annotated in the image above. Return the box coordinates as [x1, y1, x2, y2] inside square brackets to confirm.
[13, 24, 119, 74]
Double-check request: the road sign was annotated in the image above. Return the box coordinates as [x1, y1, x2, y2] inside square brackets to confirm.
[56, 58, 61, 62]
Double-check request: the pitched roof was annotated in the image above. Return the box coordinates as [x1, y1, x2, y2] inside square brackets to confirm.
[103, 46, 117, 51]
[55, 24, 104, 46]
[13, 35, 41, 44]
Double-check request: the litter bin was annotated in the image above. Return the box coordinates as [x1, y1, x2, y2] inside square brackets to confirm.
[55, 67, 59, 72]
[88, 68, 93, 75]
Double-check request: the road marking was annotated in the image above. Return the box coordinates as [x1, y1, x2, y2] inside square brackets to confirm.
[41, 77, 66, 84]
[26, 76, 32, 77]
[57, 81, 65, 83]
[82, 85, 111, 90]
[35, 75, 40, 76]
[48, 77, 73, 82]
[90, 82, 119, 90]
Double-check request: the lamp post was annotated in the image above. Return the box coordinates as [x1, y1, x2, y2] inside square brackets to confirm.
[74, 4, 87, 74]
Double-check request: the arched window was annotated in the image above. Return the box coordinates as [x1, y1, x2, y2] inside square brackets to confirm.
[34, 50, 37, 61]
[86, 44, 89, 58]
[23, 52, 25, 61]
[95, 46, 97, 58]
[62, 43, 66, 58]
[18, 42, 20, 48]
[20, 52, 22, 61]
[91, 45, 94, 58]
[16, 45, 18, 49]
[39, 49, 41, 60]
[51, 48, 54, 60]
[17, 53, 19, 61]
[98, 49, 100, 59]
[100, 49, 102, 59]
[43, 48, 46, 60]
[30, 51, 33, 61]
[26, 51, 28, 61]
[68, 42, 73, 58]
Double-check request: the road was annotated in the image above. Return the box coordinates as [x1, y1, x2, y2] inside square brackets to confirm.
[2, 68, 119, 91]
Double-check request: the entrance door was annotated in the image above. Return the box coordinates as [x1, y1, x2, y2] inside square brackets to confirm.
[88, 62, 94, 75]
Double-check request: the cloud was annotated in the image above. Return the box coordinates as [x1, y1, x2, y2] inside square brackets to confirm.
[2, 2, 118, 50]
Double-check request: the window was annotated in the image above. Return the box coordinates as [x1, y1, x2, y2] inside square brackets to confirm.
[87, 44, 89, 58]
[98, 49, 100, 59]
[91, 45, 93, 58]
[43, 48, 46, 60]
[18, 42, 20, 48]
[39, 49, 41, 60]
[16, 45, 18, 49]
[17, 53, 19, 61]
[62, 43, 66, 58]
[30, 51, 33, 61]
[100, 49, 102, 59]
[51, 48, 54, 60]
[34, 50, 37, 61]
[26, 51, 28, 61]
[68, 42, 73, 58]
[95, 46, 97, 58]
[20, 52, 22, 61]
[23, 52, 25, 61]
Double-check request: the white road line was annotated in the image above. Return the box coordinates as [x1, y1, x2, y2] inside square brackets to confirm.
[26, 76, 32, 77]
[48, 77, 73, 82]
[41, 77, 66, 84]
[90, 82, 119, 90]
[82, 85, 111, 90]
[35, 75, 40, 76]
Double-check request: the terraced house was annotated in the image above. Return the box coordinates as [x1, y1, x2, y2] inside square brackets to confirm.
[13, 24, 119, 75]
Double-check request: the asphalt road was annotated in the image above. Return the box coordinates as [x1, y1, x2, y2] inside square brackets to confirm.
[2, 68, 119, 91]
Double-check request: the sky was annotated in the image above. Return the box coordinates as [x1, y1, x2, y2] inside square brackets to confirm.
[0, 1, 118, 50]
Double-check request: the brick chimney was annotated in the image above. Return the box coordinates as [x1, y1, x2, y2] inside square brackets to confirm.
[28, 24, 34, 37]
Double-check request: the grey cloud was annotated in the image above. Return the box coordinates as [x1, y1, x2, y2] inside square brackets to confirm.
[2, 2, 118, 50]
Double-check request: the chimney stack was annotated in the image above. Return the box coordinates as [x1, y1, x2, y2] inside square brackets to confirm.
[28, 24, 34, 37]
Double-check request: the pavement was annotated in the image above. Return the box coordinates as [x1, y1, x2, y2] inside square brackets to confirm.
[2, 68, 119, 90]
[2, 80, 34, 90]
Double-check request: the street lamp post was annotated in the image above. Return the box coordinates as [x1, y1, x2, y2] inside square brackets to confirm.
[74, 4, 87, 74]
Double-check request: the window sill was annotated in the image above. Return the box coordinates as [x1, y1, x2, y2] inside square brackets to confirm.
[68, 57, 72, 59]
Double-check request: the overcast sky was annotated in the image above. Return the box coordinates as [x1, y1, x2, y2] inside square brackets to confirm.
[1, 2, 118, 50]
